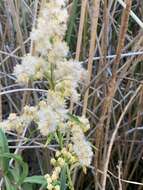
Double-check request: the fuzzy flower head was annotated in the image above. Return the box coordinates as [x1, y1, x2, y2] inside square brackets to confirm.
[46, 90, 68, 121]
[22, 105, 38, 122]
[13, 55, 46, 84]
[78, 115, 90, 132]
[37, 102, 58, 136]
[54, 59, 86, 102]
[55, 60, 84, 82]
[72, 138, 93, 167]
[48, 39, 69, 63]
[71, 125, 93, 167]
[53, 0, 67, 7]
[37, 89, 68, 137]
[31, 0, 68, 55]
[55, 80, 75, 99]
[0, 106, 38, 134]
[0, 113, 27, 134]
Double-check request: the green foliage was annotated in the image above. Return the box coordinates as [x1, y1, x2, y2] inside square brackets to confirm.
[0, 128, 10, 173]
[60, 166, 67, 190]
[0, 129, 47, 190]
[23, 176, 47, 185]
[66, 0, 79, 50]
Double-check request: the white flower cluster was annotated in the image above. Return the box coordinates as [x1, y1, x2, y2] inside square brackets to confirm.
[45, 145, 77, 190]
[72, 126, 93, 167]
[31, 0, 68, 55]
[13, 0, 85, 103]
[69, 118, 93, 167]
[0, 91, 68, 136]
[37, 91, 68, 136]
[0, 106, 37, 134]
[0, 0, 93, 171]
[11, 0, 88, 135]
[13, 54, 46, 83]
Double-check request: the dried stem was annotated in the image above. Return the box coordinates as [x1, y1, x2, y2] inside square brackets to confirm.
[82, 0, 100, 115]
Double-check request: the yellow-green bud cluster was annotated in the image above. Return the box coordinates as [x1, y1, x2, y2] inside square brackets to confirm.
[45, 171, 61, 190]
[51, 144, 78, 167]
[45, 144, 78, 190]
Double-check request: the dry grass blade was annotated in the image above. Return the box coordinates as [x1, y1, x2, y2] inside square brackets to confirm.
[82, 0, 100, 115]
[70, 0, 87, 112]
[75, 0, 87, 60]
[7, 0, 25, 55]
[102, 84, 142, 190]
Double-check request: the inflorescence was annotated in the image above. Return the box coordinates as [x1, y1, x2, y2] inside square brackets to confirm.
[0, 0, 93, 189]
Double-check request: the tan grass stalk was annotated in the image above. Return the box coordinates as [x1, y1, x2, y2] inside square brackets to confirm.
[22, 0, 39, 108]
[123, 87, 143, 189]
[82, 0, 100, 115]
[108, 168, 143, 187]
[70, 0, 87, 112]
[75, 0, 88, 60]
[102, 83, 142, 190]
[117, 0, 143, 29]
[93, 0, 132, 188]
[8, 0, 25, 55]
[112, 0, 132, 76]
[100, 1, 133, 187]
[93, 1, 110, 187]
[117, 161, 123, 190]
[0, 38, 30, 66]
[101, 0, 109, 68]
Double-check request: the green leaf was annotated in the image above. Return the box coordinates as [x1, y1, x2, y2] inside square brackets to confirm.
[9, 168, 20, 184]
[4, 176, 16, 190]
[23, 175, 47, 185]
[23, 183, 33, 190]
[0, 128, 10, 173]
[56, 129, 64, 149]
[66, 0, 79, 46]
[66, 165, 74, 190]
[60, 166, 67, 190]
[0, 153, 28, 185]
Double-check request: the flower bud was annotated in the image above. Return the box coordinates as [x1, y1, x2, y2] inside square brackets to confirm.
[54, 185, 60, 190]
[58, 157, 65, 166]
[51, 158, 56, 165]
